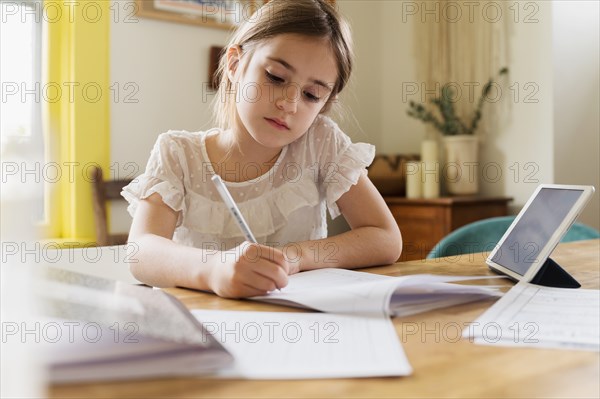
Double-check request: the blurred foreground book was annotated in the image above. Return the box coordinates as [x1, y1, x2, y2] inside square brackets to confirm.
[39, 268, 233, 383]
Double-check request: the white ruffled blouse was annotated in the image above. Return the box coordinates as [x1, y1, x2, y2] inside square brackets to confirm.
[122, 115, 375, 250]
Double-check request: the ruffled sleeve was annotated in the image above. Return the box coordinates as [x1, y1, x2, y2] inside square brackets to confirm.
[313, 116, 375, 219]
[121, 132, 187, 226]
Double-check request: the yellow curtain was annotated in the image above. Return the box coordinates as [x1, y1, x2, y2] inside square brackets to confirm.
[44, 0, 110, 245]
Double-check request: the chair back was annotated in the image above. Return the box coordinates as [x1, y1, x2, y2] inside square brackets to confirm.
[427, 216, 600, 259]
[90, 166, 132, 246]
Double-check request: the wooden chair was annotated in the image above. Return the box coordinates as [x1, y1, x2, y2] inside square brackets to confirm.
[90, 166, 133, 246]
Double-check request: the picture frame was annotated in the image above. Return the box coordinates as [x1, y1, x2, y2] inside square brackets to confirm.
[135, 0, 337, 30]
[135, 0, 261, 30]
[209, 45, 225, 90]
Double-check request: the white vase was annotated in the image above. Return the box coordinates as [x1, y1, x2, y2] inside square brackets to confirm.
[442, 135, 479, 195]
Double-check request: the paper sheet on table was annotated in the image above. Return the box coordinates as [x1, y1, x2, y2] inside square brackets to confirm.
[252, 268, 503, 317]
[192, 309, 412, 379]
[464, 282, 600, 351]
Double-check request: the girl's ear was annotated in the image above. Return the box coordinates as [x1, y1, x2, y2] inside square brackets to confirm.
[226, 45, 243, 82]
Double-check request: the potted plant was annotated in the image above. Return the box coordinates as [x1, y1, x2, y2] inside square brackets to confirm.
[407, 67, 509, 195]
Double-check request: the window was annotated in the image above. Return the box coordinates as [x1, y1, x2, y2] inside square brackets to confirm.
[1, 0, 45, 221]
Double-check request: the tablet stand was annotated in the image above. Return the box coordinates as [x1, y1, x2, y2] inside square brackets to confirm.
[530, 257, 581, 288]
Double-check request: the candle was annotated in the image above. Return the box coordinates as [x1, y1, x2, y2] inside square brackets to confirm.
[405, 161, 421, 199]
[421, 139, 440, 198]
[421, 139, 438, 164]
[422, 161, 440, 199]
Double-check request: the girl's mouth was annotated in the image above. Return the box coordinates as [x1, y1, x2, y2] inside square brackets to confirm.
[265, 118, 289, 130]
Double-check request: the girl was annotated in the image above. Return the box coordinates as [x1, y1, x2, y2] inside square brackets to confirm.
[123, 0, 402, 298]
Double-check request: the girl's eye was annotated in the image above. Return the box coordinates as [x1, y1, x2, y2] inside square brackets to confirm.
[266, 70, 321, 103]
[303, 92, 320, 103]
[266, 71, 284, 84]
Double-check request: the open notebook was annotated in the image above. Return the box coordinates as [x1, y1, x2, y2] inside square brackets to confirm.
[39, 268, 233, 383]
[252, 268, 503, 316]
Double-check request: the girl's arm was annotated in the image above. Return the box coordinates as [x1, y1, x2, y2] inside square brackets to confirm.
[127, 193, 290, 297]
[287, 174, 402, 273]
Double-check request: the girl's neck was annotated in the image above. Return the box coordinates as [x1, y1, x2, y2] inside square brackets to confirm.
[207, 128, 283, 183]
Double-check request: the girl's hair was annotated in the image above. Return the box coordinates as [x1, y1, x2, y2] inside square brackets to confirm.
[212, 0, 354, 130]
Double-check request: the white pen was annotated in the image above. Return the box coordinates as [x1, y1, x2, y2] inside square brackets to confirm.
[211, 175, 281, 291]
[211, 174, 257, 243]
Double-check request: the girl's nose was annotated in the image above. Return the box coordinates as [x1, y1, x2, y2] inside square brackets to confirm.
[275, 84, 299, 114]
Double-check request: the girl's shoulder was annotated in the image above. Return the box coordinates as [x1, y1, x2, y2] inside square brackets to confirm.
[310, 114, 340, 134]
[152, 128, 220, 157]
[294, 114, 351, 149]
[285, 115, 359, 168]
[155, 128, 219, 146]
[294, 114, 342, 146]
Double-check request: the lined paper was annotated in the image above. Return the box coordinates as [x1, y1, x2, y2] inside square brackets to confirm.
[465, 282, 600, 351]
[192, 309, 412, 379]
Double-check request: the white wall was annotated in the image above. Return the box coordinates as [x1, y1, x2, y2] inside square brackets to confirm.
[478, 2, 555, 211]
[110, 2, 230, 171]
[552, 1, 600, 229]
[110, 0, 230, 232]
[335, 1, 383, 147]
[379, 1, 423, 153]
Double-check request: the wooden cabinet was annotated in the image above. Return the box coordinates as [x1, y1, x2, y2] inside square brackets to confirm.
[385, 196, 512, 261]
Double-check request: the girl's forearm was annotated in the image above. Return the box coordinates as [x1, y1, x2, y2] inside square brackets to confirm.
[128, 225, 401, 286]
[292, 226, 402, 272]
[128, 234, 216, 290]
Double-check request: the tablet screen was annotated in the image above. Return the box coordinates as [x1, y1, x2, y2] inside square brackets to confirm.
[490, 187, 585, 276]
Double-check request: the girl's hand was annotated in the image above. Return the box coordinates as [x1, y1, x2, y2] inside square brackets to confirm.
[208, 242, 290, 298]
[277, 244, 302, 275]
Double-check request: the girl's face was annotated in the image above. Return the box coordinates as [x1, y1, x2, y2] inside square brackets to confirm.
[228, 34, 338, 150]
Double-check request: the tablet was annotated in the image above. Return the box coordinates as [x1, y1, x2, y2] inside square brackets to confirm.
[486, 184, 595, 283]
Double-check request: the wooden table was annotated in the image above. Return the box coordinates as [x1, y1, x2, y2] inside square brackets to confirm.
[385, 196, 513, 261]
[50, 239, 600, 398]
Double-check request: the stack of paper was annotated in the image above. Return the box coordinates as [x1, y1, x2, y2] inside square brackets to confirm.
[252, 268, 502, 317]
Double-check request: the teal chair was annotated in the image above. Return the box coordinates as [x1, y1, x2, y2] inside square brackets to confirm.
[427, 216, 600, 259]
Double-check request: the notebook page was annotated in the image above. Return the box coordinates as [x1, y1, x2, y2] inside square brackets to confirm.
[252, 268, 397, 315]
[253, 269, 503, 316]
[192, 309, 412, 379]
